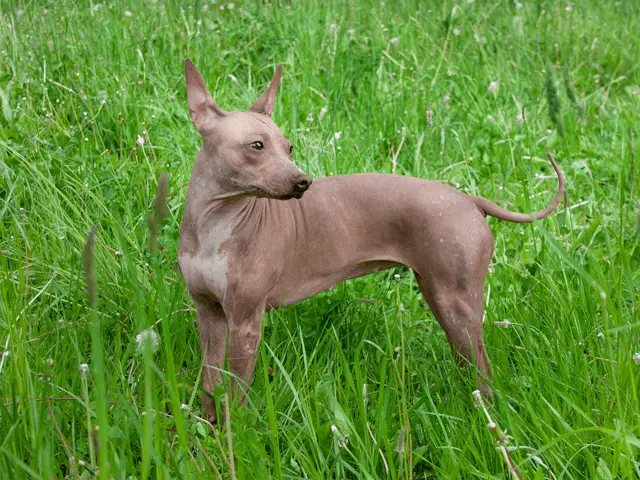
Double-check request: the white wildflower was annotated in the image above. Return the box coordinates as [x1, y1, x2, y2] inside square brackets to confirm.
[79, 363, 89, 375]
[453, 28, 461, 36]
[493, 320, 512, 328]
[633, 352, 640, 363]
[136, 135, 145, 146]
[487, 79, 500, 93]
[136, 327, 159, 355]
[124, 10, 132, 17]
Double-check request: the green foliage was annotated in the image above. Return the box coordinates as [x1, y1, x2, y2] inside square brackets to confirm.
[1, 0, 639, 478]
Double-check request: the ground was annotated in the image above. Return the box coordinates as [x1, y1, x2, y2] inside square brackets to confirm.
[0, 0, 639, 478]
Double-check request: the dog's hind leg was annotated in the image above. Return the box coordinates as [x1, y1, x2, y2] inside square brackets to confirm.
[412, 221, 494, 398]
[415, 271, 493, 398]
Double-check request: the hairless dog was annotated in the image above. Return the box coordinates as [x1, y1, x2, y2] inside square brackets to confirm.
[178, 60, 565, 422]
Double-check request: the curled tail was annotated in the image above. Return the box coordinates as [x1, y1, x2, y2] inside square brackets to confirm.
[472, 153, 565, 223]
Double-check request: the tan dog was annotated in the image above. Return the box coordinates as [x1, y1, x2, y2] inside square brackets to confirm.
[178, 60, 565, 422]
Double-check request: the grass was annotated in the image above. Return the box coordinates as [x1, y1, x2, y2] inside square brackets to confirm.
[1, 0, 639, 478]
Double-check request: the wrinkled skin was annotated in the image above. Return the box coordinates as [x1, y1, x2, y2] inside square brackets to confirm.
[178, 60, 565, 423]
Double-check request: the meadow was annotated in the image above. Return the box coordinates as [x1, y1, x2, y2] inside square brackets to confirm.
[0, 0, 639, 478]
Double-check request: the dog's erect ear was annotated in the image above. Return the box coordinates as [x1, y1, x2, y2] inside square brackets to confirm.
[249, 64, 283, 117]
[184, 59, 225, 130]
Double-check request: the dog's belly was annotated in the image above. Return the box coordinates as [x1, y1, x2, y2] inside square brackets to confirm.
[265, 259, 402, 309]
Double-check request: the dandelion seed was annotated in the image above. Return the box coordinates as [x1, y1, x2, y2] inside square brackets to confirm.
[79, 363, 89, 375]
[124, 10, 132, 17]
[136, 327, 159, 355]
[487, 79, 500, 94]
[136, 135, 145, 146]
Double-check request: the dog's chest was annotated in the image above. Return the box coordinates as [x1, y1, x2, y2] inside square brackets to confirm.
[179, 218, 237, 301]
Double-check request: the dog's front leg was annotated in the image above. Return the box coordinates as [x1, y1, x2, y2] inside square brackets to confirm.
[194, 299, 228, 423]
[226, 305, 265, 407]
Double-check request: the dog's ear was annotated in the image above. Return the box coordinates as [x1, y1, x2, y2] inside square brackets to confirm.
[185, 59, 225, 130]
[249, 64, 283, 117]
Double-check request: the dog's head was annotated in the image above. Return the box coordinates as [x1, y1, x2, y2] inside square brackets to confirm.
[184, 60, 312, 200]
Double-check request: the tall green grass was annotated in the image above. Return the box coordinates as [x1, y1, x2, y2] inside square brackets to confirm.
[1, 0, 639, 478]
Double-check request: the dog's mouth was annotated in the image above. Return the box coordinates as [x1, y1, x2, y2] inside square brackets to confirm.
[251, 189, 306, 200]
[278, 192, 305, 200]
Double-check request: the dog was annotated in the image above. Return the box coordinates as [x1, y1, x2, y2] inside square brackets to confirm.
[178, 60, 565, 422]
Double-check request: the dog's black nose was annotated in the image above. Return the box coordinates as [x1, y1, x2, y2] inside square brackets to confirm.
[294, 175, 312, 193]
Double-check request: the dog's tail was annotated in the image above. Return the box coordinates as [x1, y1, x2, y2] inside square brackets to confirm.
[472, 153, 565, 223]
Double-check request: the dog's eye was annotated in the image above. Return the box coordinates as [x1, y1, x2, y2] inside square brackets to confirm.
[250, 141, 264, 150]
